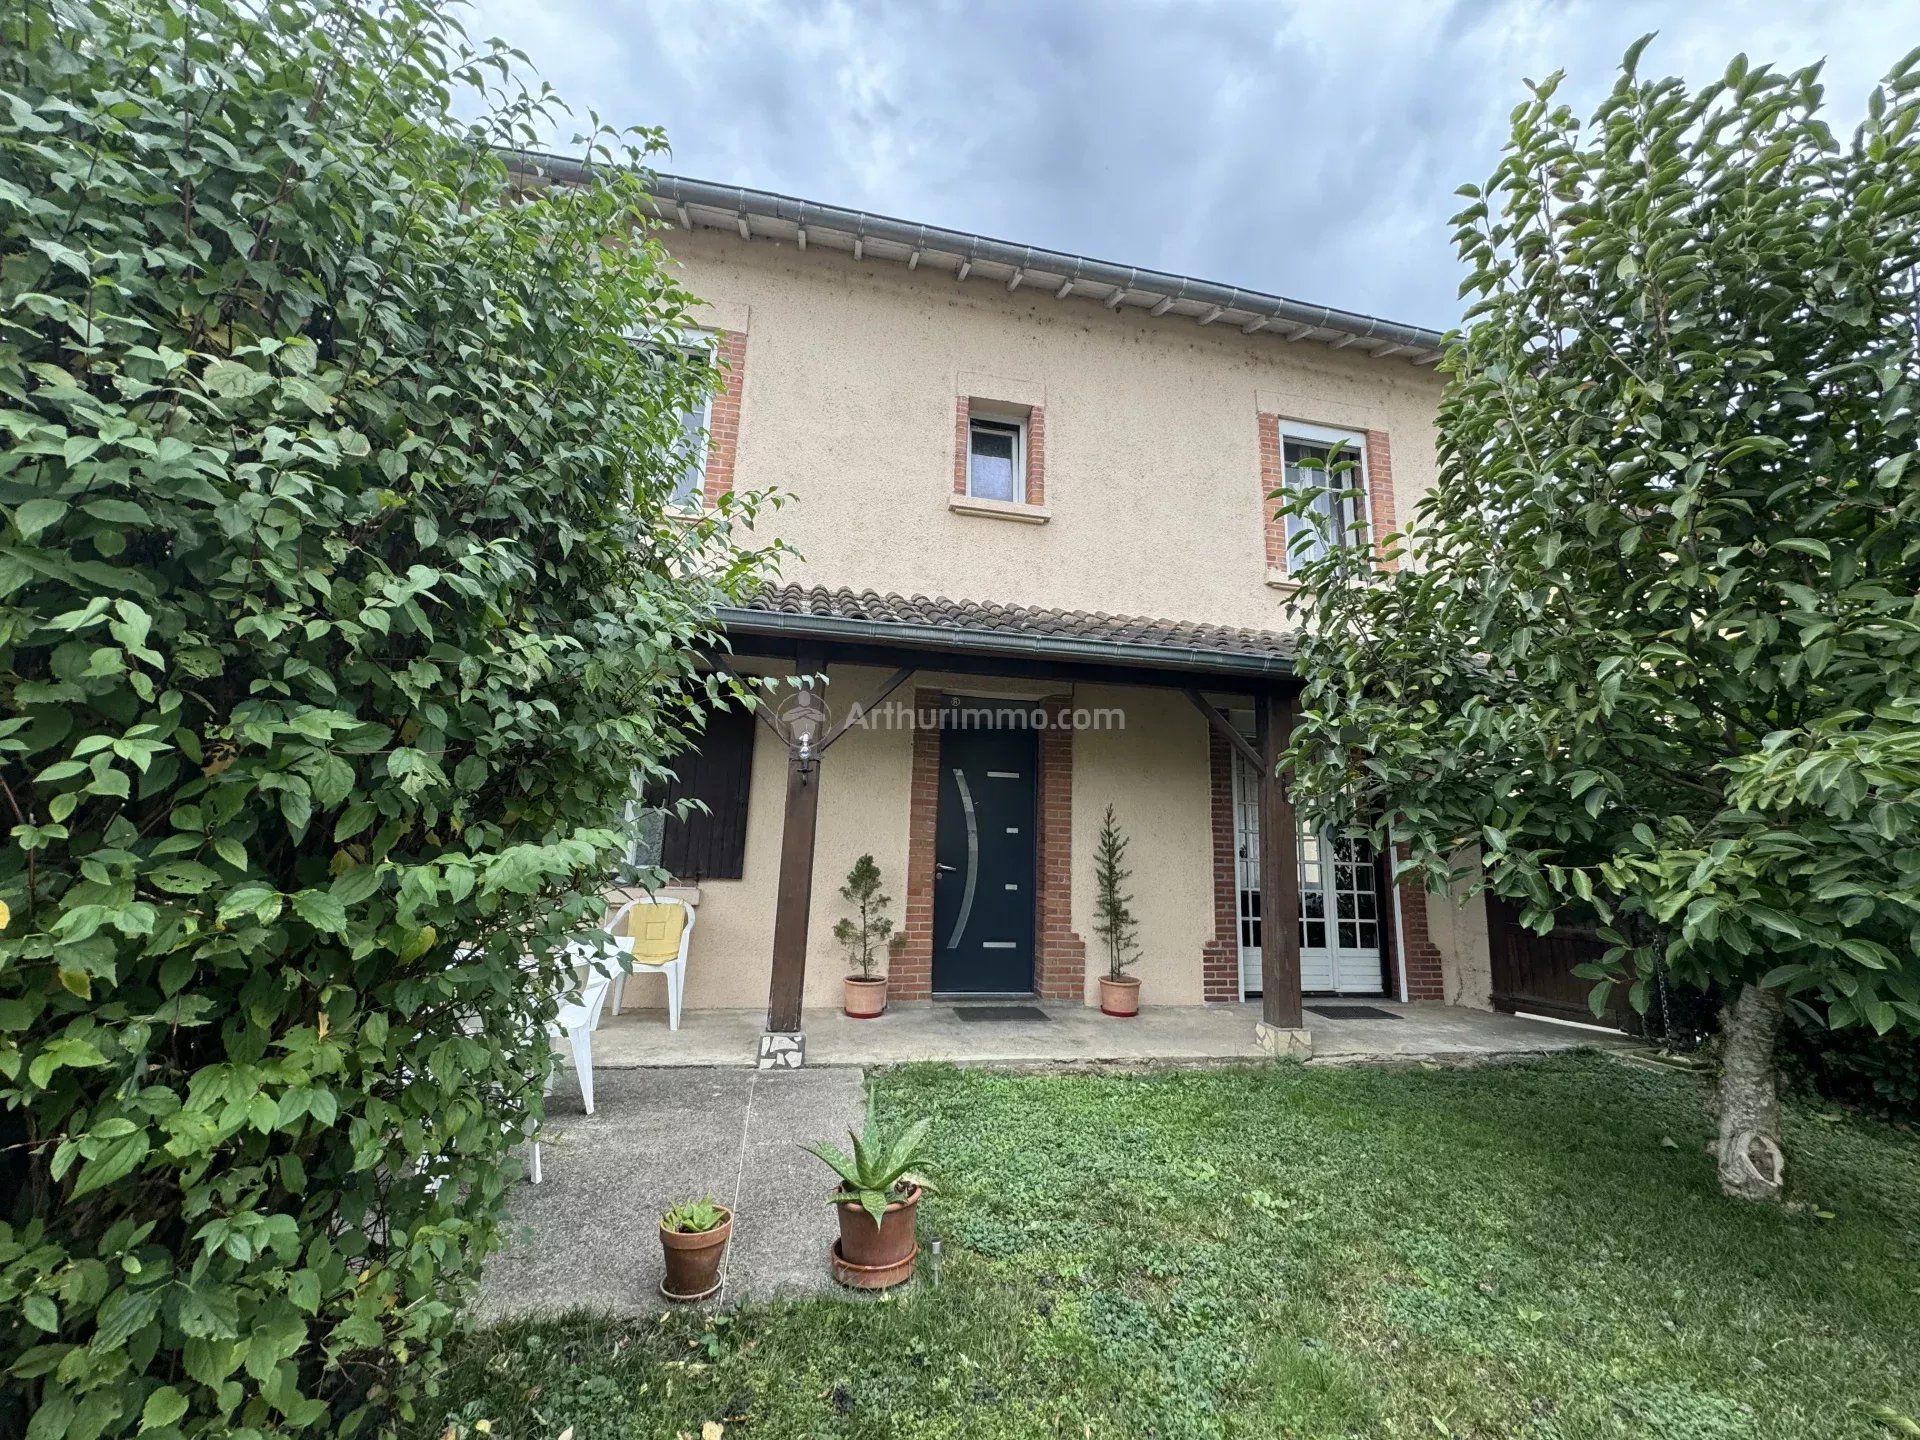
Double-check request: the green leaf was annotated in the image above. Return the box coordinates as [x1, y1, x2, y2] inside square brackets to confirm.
[15, 497, 66, 541]
[291, 890, 348, 934]
[141, 1386, 189, 1431]
[23, 1294, 58, 1333]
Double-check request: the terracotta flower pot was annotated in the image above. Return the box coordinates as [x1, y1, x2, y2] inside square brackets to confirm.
[829, 1184, 920, 1289]
[843, 975, 889, 1019]
[1099, 974, 1141, 1018]
[659, 1208, 732, 1302]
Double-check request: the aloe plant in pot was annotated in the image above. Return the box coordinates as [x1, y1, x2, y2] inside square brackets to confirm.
[802, 1090, 932, 1289]
[658, 1196, 732, 1303]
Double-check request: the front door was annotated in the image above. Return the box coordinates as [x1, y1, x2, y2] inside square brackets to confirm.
[933, 713, 1038, 993]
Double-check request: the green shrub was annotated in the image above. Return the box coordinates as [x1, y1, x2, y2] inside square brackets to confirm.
[0, 2, 778, 1435]
[1781, 1008, 1920, 1121]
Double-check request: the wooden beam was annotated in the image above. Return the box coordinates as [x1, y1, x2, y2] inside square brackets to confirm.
[1182, 688, 1262, 772]
[1255, 689, 1304, 1029]
[819, 665, 915, 753]
[766, 646, 824, 1034]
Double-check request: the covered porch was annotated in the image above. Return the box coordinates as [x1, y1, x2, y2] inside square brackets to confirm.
[588, 999, 1632, 1069]
[712, 586, 1327, 1067]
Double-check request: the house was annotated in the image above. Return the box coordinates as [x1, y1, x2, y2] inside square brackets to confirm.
[526, 158, 1496, 1063]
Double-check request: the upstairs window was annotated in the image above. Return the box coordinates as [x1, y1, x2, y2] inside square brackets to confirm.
[967, 417, 1025, 503]
[1282, 429, 1368, 564]
[630, 328, 717, 509]
[669, 382, 712, 508]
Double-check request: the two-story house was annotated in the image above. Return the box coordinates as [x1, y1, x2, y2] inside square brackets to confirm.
[524, 157, 1495, 1062]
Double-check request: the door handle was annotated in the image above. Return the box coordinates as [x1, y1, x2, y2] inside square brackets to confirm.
[937, 863, 958, 873]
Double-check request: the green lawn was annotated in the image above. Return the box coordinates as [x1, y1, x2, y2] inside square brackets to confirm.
[424, 1054, 1920, 1439]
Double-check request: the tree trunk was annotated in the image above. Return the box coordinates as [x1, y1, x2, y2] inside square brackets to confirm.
[1713, 983, 1786, 1202]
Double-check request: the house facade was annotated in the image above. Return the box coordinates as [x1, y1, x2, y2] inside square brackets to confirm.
[543, 160, 1496, 1056]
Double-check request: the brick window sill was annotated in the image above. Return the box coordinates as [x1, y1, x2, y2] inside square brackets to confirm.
[949, 494, 1051, 524]
[1264, 567, 1300, 592]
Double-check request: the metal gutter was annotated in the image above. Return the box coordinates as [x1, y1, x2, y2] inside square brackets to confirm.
[713, 605, 1296, 679]
[503, 149, 1448, 362]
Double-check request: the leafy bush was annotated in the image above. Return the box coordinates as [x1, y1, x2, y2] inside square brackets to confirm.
[1781, 1007, 1920, 1120]
[0, 1, 777, 1435]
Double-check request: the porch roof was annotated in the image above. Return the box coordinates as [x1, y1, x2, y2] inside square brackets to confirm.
[716, 584, 1299, 681]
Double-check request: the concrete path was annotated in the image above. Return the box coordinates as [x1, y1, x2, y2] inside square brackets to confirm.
[478, 1067, 866, 1318]
[586, 1000, 1634, 1070]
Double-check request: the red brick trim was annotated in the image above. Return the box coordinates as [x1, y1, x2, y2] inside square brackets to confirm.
[702, 329, 748, 504]
[1364, 429, 1397, 569]
[1024, 405, 1046, 506]
[1034, 696, 1084, 1000]
[951, 398, 971, 497]
[1202, 730, 1241, 1002]
[897, 689, 944, 1001]
[1257, 412, 1287, 572]
[1393, 844, 1445, 1001]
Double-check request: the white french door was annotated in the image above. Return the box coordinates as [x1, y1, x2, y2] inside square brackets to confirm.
[1231, 751, 1386, 997]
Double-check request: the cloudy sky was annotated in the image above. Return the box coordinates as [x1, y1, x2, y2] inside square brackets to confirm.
[462, 0, 1915, 331]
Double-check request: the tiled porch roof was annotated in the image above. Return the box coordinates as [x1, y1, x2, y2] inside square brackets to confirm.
[718, 584, 1299, 677]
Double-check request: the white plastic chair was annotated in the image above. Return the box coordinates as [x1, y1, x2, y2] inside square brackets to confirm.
[528, 943, 615, 1185]
[552, 940, 615, 1114]
[604, 895, 695, 1031]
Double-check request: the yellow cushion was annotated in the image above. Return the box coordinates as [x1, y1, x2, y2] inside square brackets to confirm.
[625, 904, 688, 967]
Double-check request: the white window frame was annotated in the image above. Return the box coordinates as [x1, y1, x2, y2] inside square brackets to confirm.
[626, 326, 719, 510]
[1277, 420, 1372, 564]
[967, 415, 1027, 504]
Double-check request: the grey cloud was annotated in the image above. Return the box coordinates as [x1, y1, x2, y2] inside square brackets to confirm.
[464, 0, 1915, 330]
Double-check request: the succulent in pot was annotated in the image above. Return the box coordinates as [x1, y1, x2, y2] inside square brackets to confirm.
[802, 1090, 932, 1289]
[658, 1196, 732, 1302]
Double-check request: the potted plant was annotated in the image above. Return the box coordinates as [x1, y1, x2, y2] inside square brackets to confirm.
[834, 853, 895, 1019]
[1093, 804, 1142, 1016]
[802, 1090, 931, 1289]
[658, 1196, 732, 1302]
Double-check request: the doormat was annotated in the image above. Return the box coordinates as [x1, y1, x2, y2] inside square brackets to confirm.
[1305, 1004, 1401, 1021]
[951, 1005, 1051, 1023]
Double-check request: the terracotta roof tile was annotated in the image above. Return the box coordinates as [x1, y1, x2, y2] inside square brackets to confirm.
[725, 585, 1298, 667]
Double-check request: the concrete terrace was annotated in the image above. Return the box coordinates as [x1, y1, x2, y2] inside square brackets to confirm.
[587, 1000, 1633, 1070]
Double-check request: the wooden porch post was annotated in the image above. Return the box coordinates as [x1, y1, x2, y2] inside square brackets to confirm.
[1255, 688, 1306, 1040]
[764, 648, 823, 1051]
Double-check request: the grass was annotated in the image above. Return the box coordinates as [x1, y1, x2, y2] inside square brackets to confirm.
[422, 1054, 1920, 1439]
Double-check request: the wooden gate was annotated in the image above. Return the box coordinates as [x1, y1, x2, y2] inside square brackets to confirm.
[1486, 898, 1625, 1028]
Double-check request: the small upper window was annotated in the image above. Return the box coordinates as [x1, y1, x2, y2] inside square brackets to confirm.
[967, 417, 1024, 503]
[669, 383, 712, 508]
[1282, 433, 1366, 563]
[630, 329, 715, 509]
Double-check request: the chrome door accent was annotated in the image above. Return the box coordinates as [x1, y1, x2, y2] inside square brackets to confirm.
[945, 769, 979, 950]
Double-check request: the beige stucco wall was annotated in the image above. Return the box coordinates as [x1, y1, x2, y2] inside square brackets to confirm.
[668, 225, 1445, 634]
[1070, 688, 1215, 1006]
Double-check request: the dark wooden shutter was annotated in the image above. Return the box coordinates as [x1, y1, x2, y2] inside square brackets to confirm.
[657, 705, 756, 881]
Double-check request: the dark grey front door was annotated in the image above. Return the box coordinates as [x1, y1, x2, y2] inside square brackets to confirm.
[933, 714, 1038, 993]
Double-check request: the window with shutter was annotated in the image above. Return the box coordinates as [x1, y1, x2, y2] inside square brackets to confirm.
[656, 705, 756, 881]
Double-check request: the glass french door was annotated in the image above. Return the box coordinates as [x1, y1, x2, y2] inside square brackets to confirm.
[1232, 751, 1386, 997]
